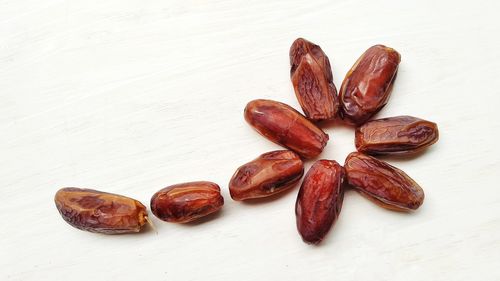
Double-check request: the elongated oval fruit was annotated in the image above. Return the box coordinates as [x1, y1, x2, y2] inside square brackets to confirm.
[344, 152, 424, 211]
[150, 181, 224, 223]
[355, 115, 439, 155]
[339, 45, 401, 125]
[244, 99, 329, 159]
[290, 38, 339, 121]
[229, 150, 304, 201]
[54, 187, 148, 234]
[295, 160, 344, 244]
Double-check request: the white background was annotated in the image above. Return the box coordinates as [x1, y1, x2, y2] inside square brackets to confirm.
[1, 0, 500, 280]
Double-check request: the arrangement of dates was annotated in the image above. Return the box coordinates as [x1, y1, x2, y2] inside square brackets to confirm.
[54, 38, 439, 245]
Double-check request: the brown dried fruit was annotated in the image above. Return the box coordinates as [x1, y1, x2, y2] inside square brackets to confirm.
[355, 115, 439, 155]
[339, 45, 401, 125]
[244, 99, 329, 159]
[344, 152, 424, 211]
[295, 160, 344, 244]
[290, 38, 339, 121]
[54, 187, 148, 234]
[150, 181, 224, 223]
[229, 150, 304, 201]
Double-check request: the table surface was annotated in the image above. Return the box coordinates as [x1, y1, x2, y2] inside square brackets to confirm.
[1, 0, 499, 280]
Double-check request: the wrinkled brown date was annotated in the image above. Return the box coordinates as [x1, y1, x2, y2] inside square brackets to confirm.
[344, 152, 424, 211]
[150, 181, 224, 223]
[229, 150, 304, 201]
[339, 45, 401, 125]
[244, 99, 329, 159]
[54, 187, 148, 234]
[295, 160, 344, 244]
[355, 115, 439, 155]
[290, 38, 339, 121]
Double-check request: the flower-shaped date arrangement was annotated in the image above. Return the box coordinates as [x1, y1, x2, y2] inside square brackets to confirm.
[239, 38, 439, 244]
[55, 38, 438, 246]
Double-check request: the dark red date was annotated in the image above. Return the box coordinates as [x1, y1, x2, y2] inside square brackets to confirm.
[344, 152, 424, 211]
[355, 115, 439, 155]
[244, 99, 329, 159]
[339, 45, 401, 125]
[290, 38, 339, 121]
[150, 181, 224, 223]
[229, 150, 304, 201]
[295, 160, 344, 244]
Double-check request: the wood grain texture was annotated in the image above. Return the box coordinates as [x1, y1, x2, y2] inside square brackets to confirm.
[1, 0, 499, 280]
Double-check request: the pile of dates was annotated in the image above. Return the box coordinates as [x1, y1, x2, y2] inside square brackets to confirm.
[55, 38, 438, 245]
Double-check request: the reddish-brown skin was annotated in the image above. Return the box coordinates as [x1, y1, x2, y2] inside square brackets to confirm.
[290, 38, 339, 121]
[339, 45, 401, 125]
[244, 99, 329, 159]
[355, 115, 439, 155]
[150, 181, 224, 223]
[54, 187, 148, 234]
[295, 160, 344, 244]
[229, 150, 304, 201]
[344, 152, 424, 211]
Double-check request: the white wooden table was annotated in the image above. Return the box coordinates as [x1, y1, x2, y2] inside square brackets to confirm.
[1, 0, 499, 280]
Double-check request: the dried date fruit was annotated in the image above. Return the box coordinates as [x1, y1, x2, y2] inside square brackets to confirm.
[54, 187, 148, 234]
[244, 99, 329, 158]
[344, 152, 424, 211]
[295, 160, 344, 244]
[229, 150, 304, 201]
[339, 45, 401, 125]
[290, 38, 339, 121]
[355, 115, 439, 155]
[150, 181, 224, 223]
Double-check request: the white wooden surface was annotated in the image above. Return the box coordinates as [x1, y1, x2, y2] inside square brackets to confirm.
[1, 0, 499, 280]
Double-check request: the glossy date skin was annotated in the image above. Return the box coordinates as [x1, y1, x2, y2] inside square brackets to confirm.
[295, 160, 344, 244]
[229, 150, 304, 201]
[150, 181, 224, 223]
[244, 99, 329, 159]
[54, 187, 148, 234]
[339, 45, 401, 125]
[355, 115, 439, 155]
[344, 152, 424, 211]
[290, 38, 339, 121]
